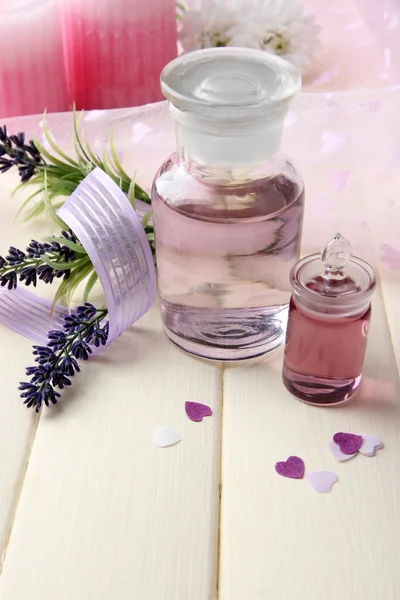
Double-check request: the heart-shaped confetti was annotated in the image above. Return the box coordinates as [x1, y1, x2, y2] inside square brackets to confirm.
[307, 471, 338, 493]
[333, 432, 363, 455]
[329, 440, 357, 462]
[275, 456, 305, 479]
[153, 426, 182, 448]
[320, 131, 346, 154]
[359, 434, 383, 457]
[328, 169, 351, 192]
[185, 401, 212, 422]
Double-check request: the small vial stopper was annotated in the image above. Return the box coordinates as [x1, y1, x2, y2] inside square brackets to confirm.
[306, 233, 360, 295]
[321, 233, 352, 275]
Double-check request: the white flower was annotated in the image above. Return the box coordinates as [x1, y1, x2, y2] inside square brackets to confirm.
[179, 0, 238, 52]
[230, 0, 321, 73]
[179, 0, 321, 75]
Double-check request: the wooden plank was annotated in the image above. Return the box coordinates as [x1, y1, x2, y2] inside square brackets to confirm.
[219, 162, 400, 599]
[0, 302, 222, 600]
[220, 286, 400, 599]
[0, 172, 43, 569]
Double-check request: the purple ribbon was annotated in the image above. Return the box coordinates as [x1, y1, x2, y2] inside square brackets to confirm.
[0, 168, 157, 349]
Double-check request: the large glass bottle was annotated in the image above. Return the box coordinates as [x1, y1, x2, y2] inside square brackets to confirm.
[152, 48, 304, 361]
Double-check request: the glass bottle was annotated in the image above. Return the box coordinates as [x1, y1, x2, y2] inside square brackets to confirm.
[282, 233, 376, 405]
[152, 48, 304, 361]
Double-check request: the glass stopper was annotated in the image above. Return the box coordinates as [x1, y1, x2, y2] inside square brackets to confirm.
[321, 233, 352, 275]
[305, 233, 359, 296]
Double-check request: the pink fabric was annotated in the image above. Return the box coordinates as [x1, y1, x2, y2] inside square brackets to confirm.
[303, 0, 399, 92]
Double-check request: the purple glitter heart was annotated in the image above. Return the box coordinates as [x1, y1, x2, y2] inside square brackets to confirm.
[185, 401, 212, 422]
[333, 432, 363, 455]
[275, 456, 305, 479]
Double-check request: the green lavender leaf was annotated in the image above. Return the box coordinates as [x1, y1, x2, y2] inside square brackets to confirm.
[41, 255, 90, 271]
[102, 149, 117, 181]
[14, 188, 44, 221]
[42, 114, 80, 167]
[43, 172, 67, 230]
[33, 137, 74, 172]
[110, 130, 131, 182]
[127, 173, 137, 208]
[43, 237, 87, 255]
[65, 263, 95, 306]
[44, 174, 78, 191]
[52, 275, 72, 308]
[141, 210, 153, 228]
[73, 107, 92, 165]
[25, 200, 47, 221]
[83, 270, 99, 303]
[80, 127, 104, 169]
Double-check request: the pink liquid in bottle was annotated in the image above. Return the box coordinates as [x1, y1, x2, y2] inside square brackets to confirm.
[283, 298, 371, 404]
[153, 168, 304, 360]
[282, 234, 376, 406]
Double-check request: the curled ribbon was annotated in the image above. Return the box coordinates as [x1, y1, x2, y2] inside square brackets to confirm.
[0, 168, 157, 349]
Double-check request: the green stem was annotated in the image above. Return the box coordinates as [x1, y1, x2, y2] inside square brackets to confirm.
[35, 309, 108, 399]
[55, 308, 108, 364]
[0, 251, 77, 280]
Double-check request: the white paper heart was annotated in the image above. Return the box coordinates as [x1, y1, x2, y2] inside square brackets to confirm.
[153, 426, 182, 448]
[321, 132, 346, 154]
[284, 112, 298, 128]
[307, 471, 338, 493]
[359, 434, 383, 457]
[329, 441, 357, 462]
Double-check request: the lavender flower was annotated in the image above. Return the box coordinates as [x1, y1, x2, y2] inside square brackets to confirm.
[0, 125, 44, 183]
[19, 303, 108, 412]
[0, 229, 79, 290]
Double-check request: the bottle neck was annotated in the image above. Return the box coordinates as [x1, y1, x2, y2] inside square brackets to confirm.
[292, 289, 372, 319]
[171, 104, 287, 170]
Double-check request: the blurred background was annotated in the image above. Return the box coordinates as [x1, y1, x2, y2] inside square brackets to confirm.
[0, 0, 399, 119]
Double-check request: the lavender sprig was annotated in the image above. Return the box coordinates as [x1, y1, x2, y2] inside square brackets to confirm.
[0, 119, 151, 203]
[0, 126, 45, 183]
[19, 303, 109, 413]
[0, 230, 81, 290]
[1, 118, 155, 304]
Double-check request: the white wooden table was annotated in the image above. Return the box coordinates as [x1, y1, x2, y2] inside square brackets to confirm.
[1, 1, 400, 591]
[0, 104, 400, 599]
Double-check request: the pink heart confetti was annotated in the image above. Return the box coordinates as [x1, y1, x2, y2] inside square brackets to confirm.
[333, 432, 363, 455]
[307, 471, 338, 493]
[380, 244, 400, 271]
[275, 456, 305, 479]
[185, 401, 212, 422]
[328, 170, 350, 192]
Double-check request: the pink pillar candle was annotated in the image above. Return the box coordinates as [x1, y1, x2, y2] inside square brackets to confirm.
[0, 0, 68, 119]
[60, 0, 178, 110]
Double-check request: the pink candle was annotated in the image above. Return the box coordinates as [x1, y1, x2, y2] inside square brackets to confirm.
[60, 0, 177, 110]
[0, 0, 68, 119]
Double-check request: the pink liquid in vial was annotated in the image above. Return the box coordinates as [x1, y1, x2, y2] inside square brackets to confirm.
[282, 297, 371, 405]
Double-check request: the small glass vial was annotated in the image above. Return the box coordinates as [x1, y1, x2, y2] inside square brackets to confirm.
[152, 48, 304, 361]
[282, 234, 376, 405]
